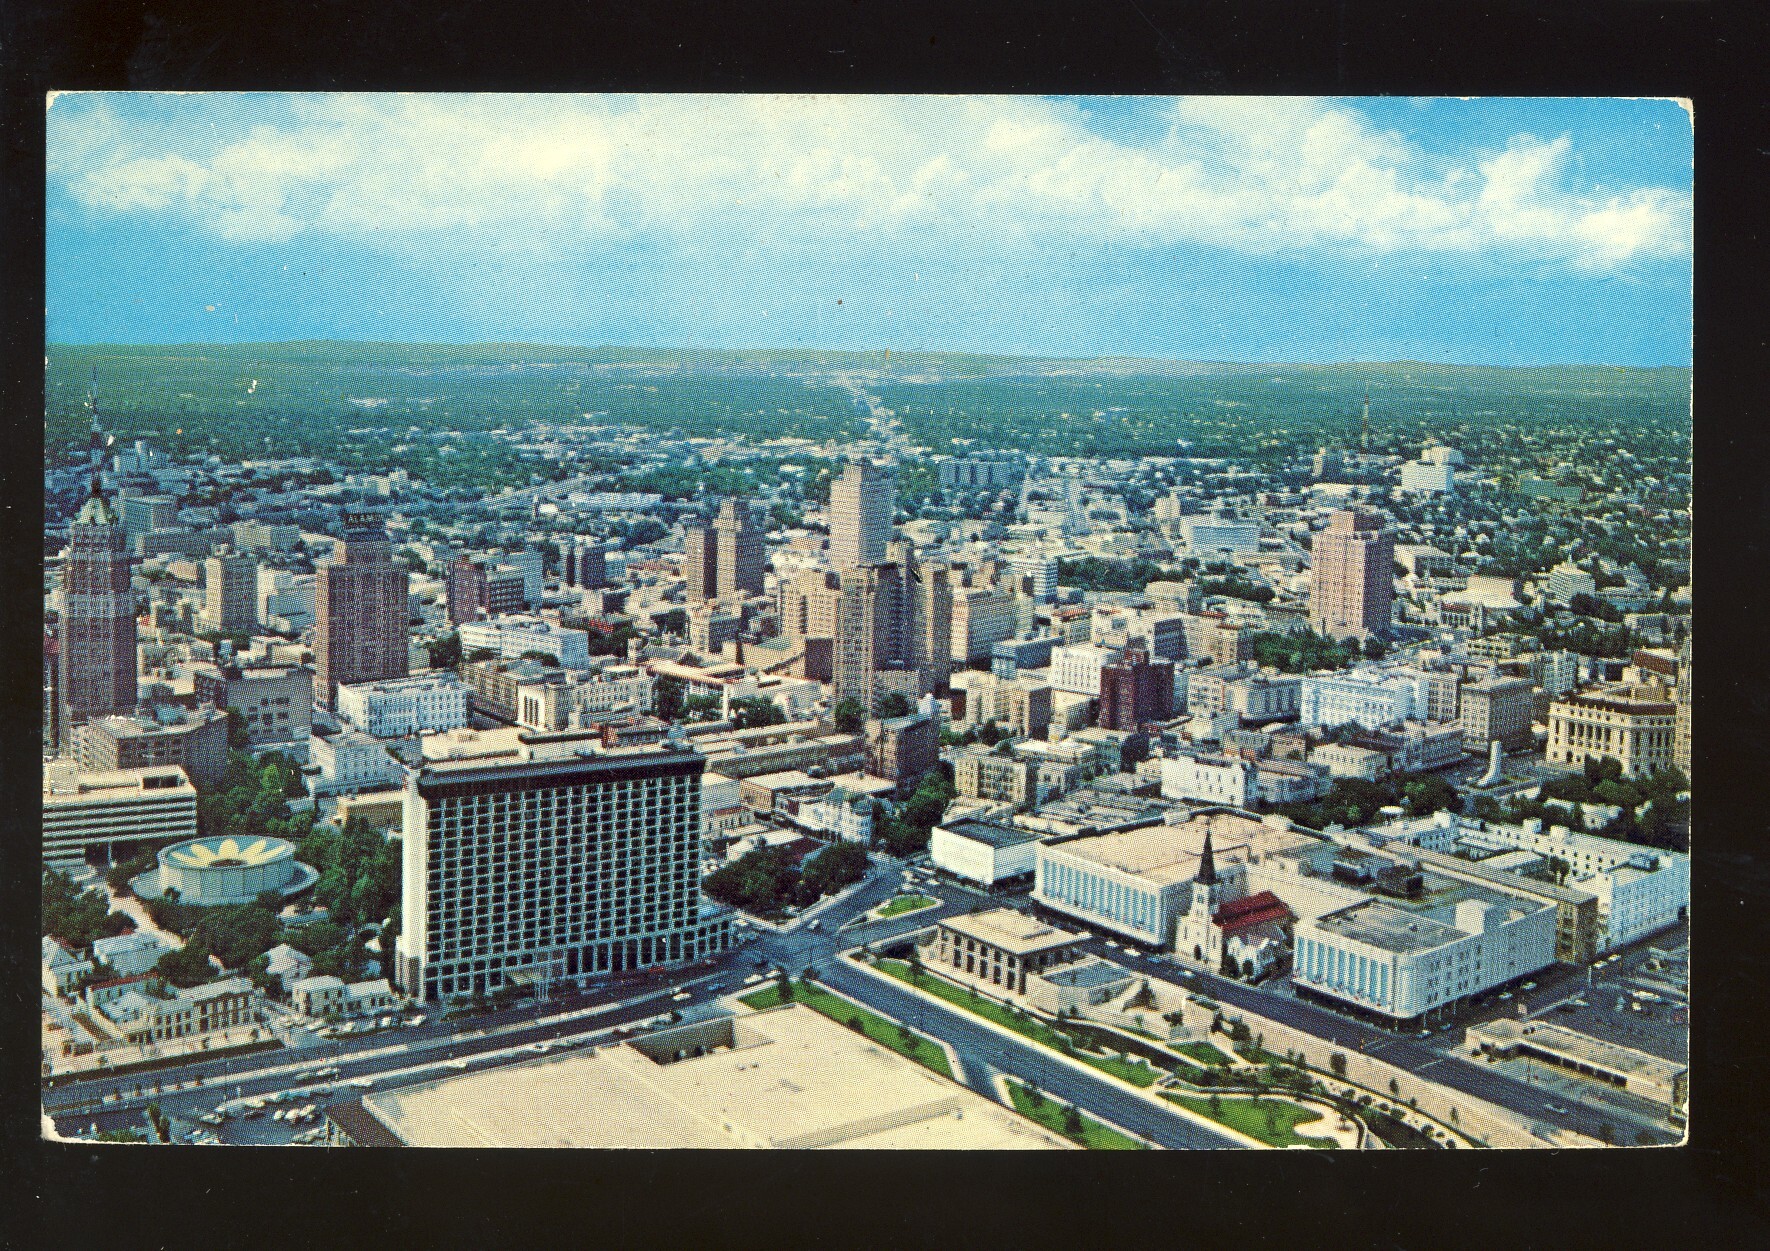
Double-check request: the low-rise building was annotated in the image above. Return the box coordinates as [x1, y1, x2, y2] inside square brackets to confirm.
[326, 1005, 1070, 1149]
[927, 909, 1086, 996]
[42, 763, 198, 873]
[1546, 682, 1679, 779]
[191, 663, 313, 746]
[929, 818, 1044, 888]
[90, 931, 169, 978]
[1294, 888, 1557, 1028]
[309, 727, 404, 794]
[1033, 808, 1317, 949]
[263, 942, 315, 992]
[42, 938, 94, 996]
[1466, 1017, 1686, 1113]
[338, 673, 471, 738]
[459, 615, 592, 670]
[291, 975, 400, 1019]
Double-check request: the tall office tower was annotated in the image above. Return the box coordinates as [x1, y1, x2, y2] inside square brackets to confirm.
[119, 494, 179, 541]
[908, 557, 954, 695]
[780, 569, 841, 641]
[1673, 637, 1691, 777]
[1309, 509, 1394, 642]
[1098, 646, 1175, 731]
[203, 549, 258, 634]
[564, 542, 607, 590]
[833, 563, 910, 710]
[683, 526, 719, 602]
[829, 460, 894, 569]
[396, 728, 731, 1001]
[59, 479, 138, 748]
[315, 511, 409, 708]
[1010, 552, 1059, 604]
[446, 556, 490, 626]
[713, 497, 766, 598]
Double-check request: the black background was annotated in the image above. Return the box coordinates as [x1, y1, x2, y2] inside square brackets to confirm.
[3, 3, 1766, 1248]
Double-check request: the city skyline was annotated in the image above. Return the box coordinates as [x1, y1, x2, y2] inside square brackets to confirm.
[47, 94, 1691, 366]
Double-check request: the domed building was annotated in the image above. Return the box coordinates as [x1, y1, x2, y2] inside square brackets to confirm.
[133, 835, 319, 907]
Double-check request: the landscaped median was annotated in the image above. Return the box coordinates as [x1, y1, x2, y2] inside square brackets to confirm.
[871, 957, 1163, 1088]
[873, 893, 941, 921]
[1004, 1078, 1145, 1150]
[738, 978, 954, 1079]
[1159, 1091, 1337, 1150]
[861, 955, 1381, 1149]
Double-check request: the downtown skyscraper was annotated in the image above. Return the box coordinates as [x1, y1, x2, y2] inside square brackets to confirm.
[1310, 509, 1395, 642]
[315, 511, 410, 707]
[829, 460, 894, 569]
[58, 479, 138, 747]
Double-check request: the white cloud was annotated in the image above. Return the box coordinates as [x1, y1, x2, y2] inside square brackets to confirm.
[53, 94, 1690, 269]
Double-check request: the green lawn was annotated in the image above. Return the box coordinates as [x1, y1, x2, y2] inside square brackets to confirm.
[1161, 1092, 1336, 1149]
[872, 959, 1161, 1088]
[1172, 1040, 1234, 1067]
[876, 893, 940, 919]
[738, 980, 953, 1078]
[1006, 1080, 1144, 1150]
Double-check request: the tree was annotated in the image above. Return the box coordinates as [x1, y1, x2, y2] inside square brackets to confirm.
[654, 675, 686, 722]
[976, 719, 1004, 747]
[874, 692, 913, 719]
[800, 842, 869, 900]
[831, 697, 867, 733]
[156, 935, 216, 988]
[729, 696, 787, 730]
[776, 969, 794, 1002]
[1330, 1052, 1348, 1079]
[1062, 1104, 1085, 1138]
[907, 942, 923, 983]
[225, 706, 250, 751]
[426, 631, 463, 670]
[1026, 1083, 1044, 1109]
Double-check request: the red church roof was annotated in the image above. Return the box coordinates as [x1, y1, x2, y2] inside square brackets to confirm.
[1213, 890, 1292, 934]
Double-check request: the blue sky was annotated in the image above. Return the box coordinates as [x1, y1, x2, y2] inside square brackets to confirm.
[46, 94, 1692, 365]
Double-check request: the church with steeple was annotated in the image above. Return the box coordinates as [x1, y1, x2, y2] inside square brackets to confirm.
[1173, 825, 1295, 980]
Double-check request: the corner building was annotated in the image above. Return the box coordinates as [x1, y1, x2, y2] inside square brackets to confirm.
[397, 729, 730, 1002]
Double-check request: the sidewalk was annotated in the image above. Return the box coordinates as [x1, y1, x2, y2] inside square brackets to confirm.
[103, 884, 187, 951]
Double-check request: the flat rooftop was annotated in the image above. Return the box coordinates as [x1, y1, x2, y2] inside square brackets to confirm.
[358, 1005, 1071, 1149]
[43, 764, 196, 802]
[1038, 956, 1134, 989]
[417, 726, 696, 773]
[1312, 900, 1470, 954]
[938, 819, 1044, 849]
[940, 908, 1082, 955]
[1042, 809, 1319, 887]
[1468, 1017, 1686, 1087]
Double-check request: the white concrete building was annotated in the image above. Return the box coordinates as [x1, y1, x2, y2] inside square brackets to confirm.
[1398, 459, 1456, 495]
[337, 674, 471, 738]
[310, 729, 404, 794]
[1298, 669, 1434, 729]
[1294, 891, 1558, 1025]
[459, 615, 592, 670]
[1159, 751, 1253, 808]
[1545, 562, 1597, 605]
[91, 931, 170, 978]
[1181, 515, 1260, 556]
[929, 818, 1044, 887]
[41, 763, 199, 873]
[1050, 643, 1119, 696]
[1371, 811, 1690, 954]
